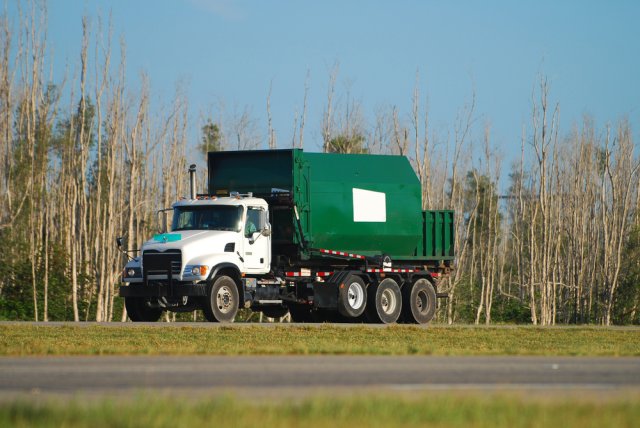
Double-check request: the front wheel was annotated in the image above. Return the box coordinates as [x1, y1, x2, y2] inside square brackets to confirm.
[202, 275, 239, 323]
[125, 297, 163, 322]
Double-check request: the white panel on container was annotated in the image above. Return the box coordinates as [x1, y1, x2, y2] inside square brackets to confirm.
[353, 188, 386, 222]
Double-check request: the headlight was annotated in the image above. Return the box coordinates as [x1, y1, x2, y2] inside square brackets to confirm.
[123, 268, 140, 279]
[191, 266, 208, 276]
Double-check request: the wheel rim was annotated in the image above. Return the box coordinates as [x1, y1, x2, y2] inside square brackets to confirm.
[415, 289, 428, 314]
[216, 285, 234, 314]
[380, 288, 397, 315]
[347, 282, 365, 309]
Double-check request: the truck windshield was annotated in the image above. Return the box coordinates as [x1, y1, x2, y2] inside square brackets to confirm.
[172, 205, 243, 232]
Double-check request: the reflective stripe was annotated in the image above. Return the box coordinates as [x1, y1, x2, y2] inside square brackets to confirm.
[286, 271, 334, 278]
[286, 272, 303, 277]
[316, 272, 333, 277]
[318, 248, 366, 259]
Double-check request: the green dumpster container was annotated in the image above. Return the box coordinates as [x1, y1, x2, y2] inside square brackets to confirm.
[208, 149, 453, 262]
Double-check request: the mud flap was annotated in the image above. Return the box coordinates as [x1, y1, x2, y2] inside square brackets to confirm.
[313, 281, 338, 309]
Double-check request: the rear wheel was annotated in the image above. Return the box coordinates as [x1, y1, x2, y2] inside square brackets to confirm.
[366, 278, 402, 324]
[337, 275, 367, 318]
[401, 278, 436, 324]
[202, 275, 239, 323]
[125, 297, 162, 322]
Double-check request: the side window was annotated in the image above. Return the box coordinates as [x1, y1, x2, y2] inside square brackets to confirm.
[245, 208, 262, 237]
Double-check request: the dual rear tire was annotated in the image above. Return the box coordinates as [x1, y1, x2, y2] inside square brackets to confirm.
[366, 278, 402, 324]
[337, 275, 436, 324]
[401, 278, 437, 324]
[361, 276, 437, 324]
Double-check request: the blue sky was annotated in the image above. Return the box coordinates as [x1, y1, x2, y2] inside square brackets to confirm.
[14, 0, 640, 165]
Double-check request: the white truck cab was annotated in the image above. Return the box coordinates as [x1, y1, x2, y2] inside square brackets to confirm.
[123, 195, 271, 284]
[119, 192, 274, 322]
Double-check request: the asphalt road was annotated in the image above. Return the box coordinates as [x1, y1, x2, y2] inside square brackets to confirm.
[1, 355, 638, 399]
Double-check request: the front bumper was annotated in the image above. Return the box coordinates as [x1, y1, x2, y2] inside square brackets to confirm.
[119, 283, 207, 298]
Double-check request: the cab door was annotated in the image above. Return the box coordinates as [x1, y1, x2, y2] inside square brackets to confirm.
[242, 206, 271, 272]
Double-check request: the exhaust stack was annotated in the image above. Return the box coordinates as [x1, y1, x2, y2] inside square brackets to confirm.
[189, 164, 197, 200]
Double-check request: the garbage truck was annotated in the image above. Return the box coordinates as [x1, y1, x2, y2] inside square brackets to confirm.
[119, 149, 454, 324]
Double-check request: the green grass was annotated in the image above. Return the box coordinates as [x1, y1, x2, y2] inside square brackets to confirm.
[1, 394, 639, 428]
[0, 324, 638, 356]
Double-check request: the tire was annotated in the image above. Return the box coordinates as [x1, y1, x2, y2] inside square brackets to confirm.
[125, 297, 162, 322]
[401, 278, 437, 324]
[366, 278, 402, 324]
[202, 275, 239, 323]
[337, 275, 367, 318]
[261, 306, 289, 319]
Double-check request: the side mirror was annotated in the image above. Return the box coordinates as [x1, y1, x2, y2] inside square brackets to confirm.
[116, 236, 135, 261]
[249, 227, 271, 244]
[156, 208, 172, 233]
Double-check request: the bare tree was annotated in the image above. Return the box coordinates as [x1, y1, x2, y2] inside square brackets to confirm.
[600, 121, 640, 324]
[298, 70, 309, 149]
[266, 80, 276, 149]
[321, 62, 338, 152]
